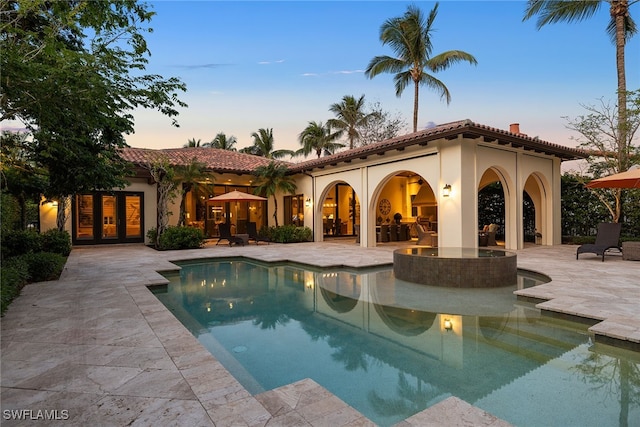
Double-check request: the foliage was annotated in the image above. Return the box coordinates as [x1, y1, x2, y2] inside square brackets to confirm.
[297, 121, 344, 158]
[1, 256, 29, 316]
[477, 182, 505, 237]
[565, 91, 640, 222]
[327, 95, 374, 149]
[365, 3, 477, 132]
[184, 138, 202, 148]
[1, 0, 187, 200]
[40, 229, 72, 256]
[253, 161, 297, 227]
[1, 192, 21, 233]
[146, 227, 158, 246]
[561, 173, 611, 236]
[0, 229, 42, 260]
[22, 252, 66, 282]
[263, 225, 312, 243]
[209, 132, 238, 151]
[239, 128, 295, 159]
[357, 101, 408, 146]
[157, 226, 205, 250]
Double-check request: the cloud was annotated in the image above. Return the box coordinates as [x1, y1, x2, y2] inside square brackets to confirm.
[331, 70, 365, 75]
[258, 59, 285, 65]
[173, 63, 231, 69]
[302, 69, 364, 77]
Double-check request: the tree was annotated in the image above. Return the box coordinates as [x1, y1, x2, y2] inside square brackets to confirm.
[328, 95, 373, 149]
[173, 158, 210, 226]
[141, 157, 178, 247]
[1, 1, 187, 201]
[357, 101, 408, 146]
[209, 132, 238, 151]
[184, 138, 202, 148]
[523, 0, 638, 176]
[565, 90, 640, 222]
[239, 128, 295, 159]
[253, 162, 297, 227]
[297, 121, 345, 158]
[365, 3, 478, 132]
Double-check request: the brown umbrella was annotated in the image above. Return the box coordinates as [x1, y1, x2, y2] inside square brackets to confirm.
[209, 190, 267, 202]
[586, 168, 640, 189]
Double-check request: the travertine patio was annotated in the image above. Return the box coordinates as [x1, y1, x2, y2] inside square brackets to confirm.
[1, 242, 638, 426]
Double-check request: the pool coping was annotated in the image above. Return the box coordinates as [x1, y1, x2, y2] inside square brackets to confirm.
[1, 242, 638, 425]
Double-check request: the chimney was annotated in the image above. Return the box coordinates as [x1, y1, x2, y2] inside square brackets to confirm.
[509, 123, 520, 134]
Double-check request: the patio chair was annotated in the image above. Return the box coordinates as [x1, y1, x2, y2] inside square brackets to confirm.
[576, 222, 622, 262]
[216, 223, 245, 246]
[247, 222, 270, 245]
[415, 222, 436, 246]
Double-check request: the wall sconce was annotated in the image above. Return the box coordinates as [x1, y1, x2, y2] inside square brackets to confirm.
[443, 318, 453, 331]
[442, 184, 452, 197]
[305, 198, 311, 208]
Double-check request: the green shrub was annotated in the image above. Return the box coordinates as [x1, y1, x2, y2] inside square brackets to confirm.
[158, 226, 205, 250]
[22, 252, 67, 282]
[268, 225, 312, 243]
[1, 257, 30, 316]
[41, 229, 72, 256]
[146, 227, 157, 246]
[0, 229, 42, 260]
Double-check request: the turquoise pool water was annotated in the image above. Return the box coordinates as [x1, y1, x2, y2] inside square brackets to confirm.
[153, 259, 640, 427]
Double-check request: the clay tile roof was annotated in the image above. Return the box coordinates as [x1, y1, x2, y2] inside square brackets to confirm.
[289, 119, 588, 172]
[120, 147, 292, 174]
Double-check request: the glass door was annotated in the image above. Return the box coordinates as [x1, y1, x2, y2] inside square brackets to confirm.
[125, 195, 142, 238]
[102, 195, 117, 239]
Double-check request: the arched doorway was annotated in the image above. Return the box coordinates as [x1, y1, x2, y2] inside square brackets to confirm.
[320, 182, 359, 238]
[478, 169, 508, 247]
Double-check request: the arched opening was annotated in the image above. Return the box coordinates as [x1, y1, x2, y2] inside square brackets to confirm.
[478, 169, 507, 247]
[372, 172, 436, 245]
[320, 182, 360, 239]
[524, 173, 548, 246]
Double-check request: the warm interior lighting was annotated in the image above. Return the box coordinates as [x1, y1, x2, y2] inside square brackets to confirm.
[305, 198, 311, 208]
[442, 184, 452, 197]
[444, 318, 453, 331]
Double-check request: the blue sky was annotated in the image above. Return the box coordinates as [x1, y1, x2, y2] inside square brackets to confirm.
[126, 1, 639, 157]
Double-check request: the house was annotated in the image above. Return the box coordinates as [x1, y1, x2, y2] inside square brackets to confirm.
[39, 120, 587, 250]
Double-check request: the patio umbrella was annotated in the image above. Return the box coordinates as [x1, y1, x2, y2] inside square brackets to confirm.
[208, 190, 267, 202]
[586, 168, 640, 189]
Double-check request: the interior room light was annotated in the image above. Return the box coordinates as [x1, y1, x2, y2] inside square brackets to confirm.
[444, 318, 453, 331]
[442, 184, 452, 197]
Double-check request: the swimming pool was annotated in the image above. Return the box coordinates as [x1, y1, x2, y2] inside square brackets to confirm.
[153, 259, 640, 427]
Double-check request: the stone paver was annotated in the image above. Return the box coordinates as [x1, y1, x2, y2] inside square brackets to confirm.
[1, 241, 638, 426]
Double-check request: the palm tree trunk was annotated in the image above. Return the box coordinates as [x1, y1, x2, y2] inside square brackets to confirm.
[272, 196, 279, 227]
[413, 79, 420, 132]
[612, 0, 628, 171]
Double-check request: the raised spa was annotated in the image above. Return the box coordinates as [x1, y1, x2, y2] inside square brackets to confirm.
[393, 247, 517, 288]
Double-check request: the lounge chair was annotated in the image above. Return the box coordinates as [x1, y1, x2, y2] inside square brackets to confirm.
[576, 222, 622, 261]
[216, 223, 245, 246]
[247, 222, 270, 245]
[414, 222, 437, 246]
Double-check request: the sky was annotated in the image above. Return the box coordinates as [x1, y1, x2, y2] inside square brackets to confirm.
[8, 1, 640, 163]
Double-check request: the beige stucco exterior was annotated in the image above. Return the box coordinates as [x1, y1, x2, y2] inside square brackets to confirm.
[38, 121, 583, 249]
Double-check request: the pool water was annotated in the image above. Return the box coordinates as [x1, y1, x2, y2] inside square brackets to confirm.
[153, 259, 640, 427]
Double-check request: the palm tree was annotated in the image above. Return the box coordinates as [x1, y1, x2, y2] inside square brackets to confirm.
[239, 128, 295, 159]
[365, 4, 478, 133]
[328, 95, 373, 149]
[253, 161, 297, 227]
[183, 138, 202, 148]
[173, 158, 211, 226]
[297, 121, 345, 158]
[523, 0, 637, 173]
[209, 132, 237, 151]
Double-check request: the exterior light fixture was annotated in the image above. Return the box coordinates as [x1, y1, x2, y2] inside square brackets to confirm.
[444, 318, 453, 331]
[442, 184, 452, 197]
[305, 198, 311, 208]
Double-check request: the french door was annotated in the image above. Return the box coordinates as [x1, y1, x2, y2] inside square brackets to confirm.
[73, 192, 144, 244]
